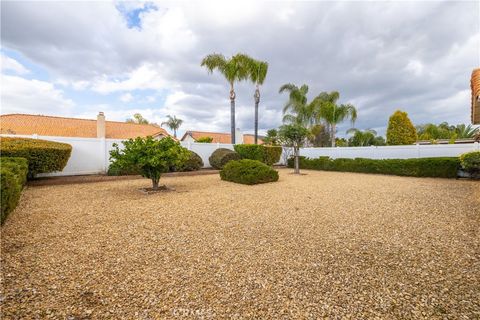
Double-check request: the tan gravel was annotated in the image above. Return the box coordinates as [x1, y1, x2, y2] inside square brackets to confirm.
[1, 169, 479, 319]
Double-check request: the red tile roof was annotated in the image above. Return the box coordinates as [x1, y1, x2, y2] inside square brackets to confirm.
[181, 131, 264, 144]
[0, 114, 169, 139]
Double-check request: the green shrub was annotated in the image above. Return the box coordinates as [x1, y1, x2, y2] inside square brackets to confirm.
[176, 150, 204, 171]
[287, 156, 459, 178]
[233, 144, 282, 165]
[234, 144, 265, 161]
[220, 159, 279, 185]
[1, 157, 28, 224]
[0, 137, 72, 178]
[208, 148, 240, 169]
[107, 161, 140, 176]
[460, 151, 480, 174]
[196, 136, 213, 143]
[263, 146, 282, 165]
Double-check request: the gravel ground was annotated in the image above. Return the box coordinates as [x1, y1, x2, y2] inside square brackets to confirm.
[1, 169, 479, 319]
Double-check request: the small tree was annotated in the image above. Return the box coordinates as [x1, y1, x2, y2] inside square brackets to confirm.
[263, 129, 279, 145]
[386, 110, 417, 145]
[110, 137, 189, 190]
[279, 124, 309, 174]
[126, 113, 150, 124]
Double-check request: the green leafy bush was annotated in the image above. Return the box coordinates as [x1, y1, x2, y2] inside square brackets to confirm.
[288, 156, 459, 178]
[109, 137, 190, 190]
[176, 150, 204, 171]
[0, 137, 71, 178]
[234, 144, 265, 161]
[460, 151, 480, 175]
[220, 159, 279, 185]
[208, 148, 240, 169]
[196, 136, 213, 143]
[233, 144, 282, 165]
[1, 157, 28, 224]
[263, 146, 282, 165]
[107, 161, 140, 176]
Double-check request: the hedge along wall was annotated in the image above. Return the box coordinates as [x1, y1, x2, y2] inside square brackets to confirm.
[233, 144, 282, 166]
[287, 156, 460, 178]
[1, 157, 28, 224]
[0, 137, 72, 178]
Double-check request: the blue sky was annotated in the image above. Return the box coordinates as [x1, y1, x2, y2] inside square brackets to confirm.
[1, 1, 479, 137]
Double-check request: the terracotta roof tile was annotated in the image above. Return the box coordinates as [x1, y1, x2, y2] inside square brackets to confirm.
[471, 68, 480, 124]
[0, 114, 169, 139]
[181, 131, 264, 144]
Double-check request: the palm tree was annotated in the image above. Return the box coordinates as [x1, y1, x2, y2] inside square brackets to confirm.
[201, 53, 249, 144]
[161, 115, 183, 138]
[314, 91, 357, 147]
[346, 128, 377, 146]
[245, 58, 268, 144]
[279, 83, 314, 126]
[455, 124, 479, 138]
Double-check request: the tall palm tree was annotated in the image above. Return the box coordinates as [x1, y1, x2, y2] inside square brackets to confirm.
[246, 58, 268, 144]
[314, 91, 357, 147]
[279, 83, 314, 126]
[161, 115, 183, 138]
[201, 53, 249, 144]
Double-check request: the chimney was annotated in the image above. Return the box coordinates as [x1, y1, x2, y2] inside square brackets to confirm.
[235, 128, 243, 144]
[97, 112, 106, 138]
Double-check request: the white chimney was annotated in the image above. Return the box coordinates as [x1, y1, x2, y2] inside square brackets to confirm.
[97, 112, 106, 138]
[235, 128, 243, 144]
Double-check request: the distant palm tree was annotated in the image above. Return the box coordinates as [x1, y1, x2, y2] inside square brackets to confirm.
[245, 58, 268, 144]
[161, 115, 183, 138]
[346, 128, 377, 146]
[314, 91, 357, 147]
[201, 53, 249, 144]
[279, 83, 314, 126]
[126, 113, 149, 124]
[455, 124, 479, 138]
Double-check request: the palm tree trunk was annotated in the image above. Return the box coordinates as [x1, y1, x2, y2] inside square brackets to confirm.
[294, 146, 300, 174]
[254, 86, 260, 144]
[331, 123, 336, 147]
[230, 87, 236, 144]
[173, 129, 177, 139]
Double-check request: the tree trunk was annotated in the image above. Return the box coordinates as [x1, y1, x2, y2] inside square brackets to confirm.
[294, 147, 300, 174]
[152, 178, 159, 190]
[173, 129, 177, 139]
[331, 123, 336, 147]
[254, 87, 260, 145]
[230, 88, 236, 144]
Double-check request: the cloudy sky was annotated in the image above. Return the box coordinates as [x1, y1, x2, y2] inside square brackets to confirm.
[1, 1, 479, 137]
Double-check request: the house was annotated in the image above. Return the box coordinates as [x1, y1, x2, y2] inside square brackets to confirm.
[181, 130, 264, 144]
[0, 113, 170, 139]
[471, 68, 480, 124]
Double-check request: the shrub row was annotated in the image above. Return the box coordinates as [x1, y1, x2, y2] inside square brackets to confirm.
[209, 148, 241, 169]
[1, 137, 72, 178]
[233, 144, 282, 165]
[1, 157, 28, 224]
[220, 159, 279, 185]
[460, 151, 480, 177]
[287, 156, 460, 178]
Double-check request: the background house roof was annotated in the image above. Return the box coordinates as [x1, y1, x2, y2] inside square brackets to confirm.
[0, 114, 169, 139]
[182, 131, 264, 144]
[471, 68, 480, 124]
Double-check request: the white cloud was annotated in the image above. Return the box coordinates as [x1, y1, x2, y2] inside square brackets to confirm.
[1, 74, 74, 115]
[119, 92, 133, 102]
[1, 54, 29, 75]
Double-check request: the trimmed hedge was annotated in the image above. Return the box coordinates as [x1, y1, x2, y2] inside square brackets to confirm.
[233, 144, 282, 166]
[460, 151, 480, 174]
[220, 159, 279, 185]
[209, 148, 240, 169]
[1, 137, 72, 178]
[287, 156, 459, 178]
[1, 157, 28, 224]
[176, 150, 203, 171]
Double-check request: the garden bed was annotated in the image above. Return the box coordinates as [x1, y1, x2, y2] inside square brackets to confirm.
[1, 169, 479, 318]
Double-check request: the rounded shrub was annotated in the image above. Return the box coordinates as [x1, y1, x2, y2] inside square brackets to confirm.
[460, 151, 480, 175]
[177, 150, 204, 171]
[208, 148, 240, 169]
[263, 146, 282, 165]
[1, 157, 28, 224]
[234, 144, 265, 162]
[220, 159, 279, 185]
[0, 137, 72, 178]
